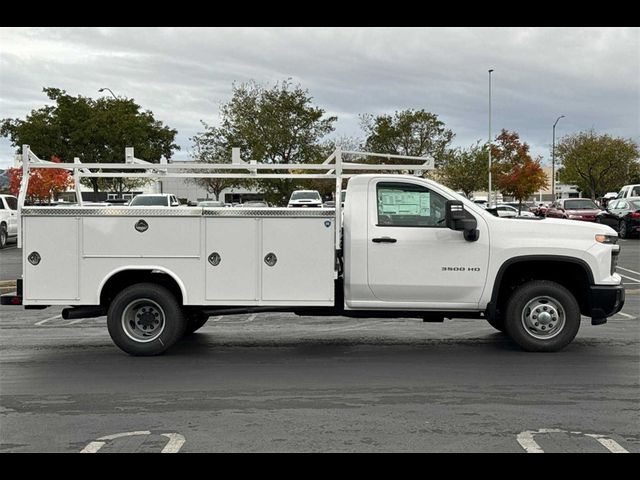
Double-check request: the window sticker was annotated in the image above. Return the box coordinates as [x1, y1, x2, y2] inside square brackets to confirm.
[378, 190, 431, 216]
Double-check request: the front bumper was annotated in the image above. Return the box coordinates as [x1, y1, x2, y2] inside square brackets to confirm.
[588, 284, 625, 325]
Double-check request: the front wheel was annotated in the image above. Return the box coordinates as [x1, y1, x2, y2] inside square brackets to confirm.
[504, 280, 580, 352]
[107, 283, 186, 356]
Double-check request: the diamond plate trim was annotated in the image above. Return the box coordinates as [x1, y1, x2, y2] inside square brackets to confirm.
[202, 208, 335, 217]
[21, 207, 203, 217]
[20, 207, 336, 218]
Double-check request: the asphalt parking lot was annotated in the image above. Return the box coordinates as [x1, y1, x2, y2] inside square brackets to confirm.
[0, 240, 638, 453]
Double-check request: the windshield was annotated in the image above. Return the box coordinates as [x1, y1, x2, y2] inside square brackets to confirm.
[129, 195, 168, 206]
[291, 191, 320, 201]
[564, 199, 598, 210]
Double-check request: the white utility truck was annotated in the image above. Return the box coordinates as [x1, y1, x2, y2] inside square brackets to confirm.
[1, 146, 625, 355]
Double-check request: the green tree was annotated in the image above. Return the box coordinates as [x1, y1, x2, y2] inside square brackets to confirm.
[556, 130, 639, 200]
[212, 80, 337, 205]
[491, 129, 548, 212]
[189, 122, 241, 201]
[438, 142, 488, 198]
[360, 109, 454, 168]
[1, 87, 179, 194]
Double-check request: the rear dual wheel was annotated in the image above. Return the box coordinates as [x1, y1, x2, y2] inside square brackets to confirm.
[107, 283, 186, 356]
[185, 312, 209, 335]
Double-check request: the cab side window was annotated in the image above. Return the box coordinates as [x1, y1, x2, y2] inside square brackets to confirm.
[5, 197, 17, 210]
[376, 182, 447, 227]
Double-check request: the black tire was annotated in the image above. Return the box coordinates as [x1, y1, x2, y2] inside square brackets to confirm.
[486, 315, 506, 333]
[0, 224, 7, 249]
[504, 280, 580, 352]
[619, 220, 628, 239]
[184, 312, 209, 335]
[107, 283, 186, 356]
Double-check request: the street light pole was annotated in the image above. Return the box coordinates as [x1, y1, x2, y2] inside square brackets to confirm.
[98, 87, 118, 100]
[552, 115, 565, 201]
[488, 69, 494, 207]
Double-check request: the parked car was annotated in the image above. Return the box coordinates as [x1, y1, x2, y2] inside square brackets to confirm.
[287, 190, 322, 208]
[129, 194, 180, 207]
[55, 201, 113, 207]
[531, 202, 550, 217]
[498, 204, 536, 217]
[545, 198, 602, 222]
[616, 184, 640, 200]
[0, 194, 18, 249]
[596, 197, 640, 238]
[487, 205, 536, 218]
[500, 202, 537, 215]
[197, 200, 225, 208]
[242, 201, 269, 207]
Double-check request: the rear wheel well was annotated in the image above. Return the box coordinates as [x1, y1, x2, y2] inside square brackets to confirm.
[100, 270, 183, 308]
[492, 260, 592, 320]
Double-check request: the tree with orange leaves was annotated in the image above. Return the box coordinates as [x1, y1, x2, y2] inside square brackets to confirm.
[491, 129, 547, 213]
[7, 156, 73, 204]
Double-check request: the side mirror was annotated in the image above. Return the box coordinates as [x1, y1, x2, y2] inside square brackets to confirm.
[445, 200, 479, 242]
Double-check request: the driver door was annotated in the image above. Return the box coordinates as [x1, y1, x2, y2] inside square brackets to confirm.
[366, 179, 489, 308]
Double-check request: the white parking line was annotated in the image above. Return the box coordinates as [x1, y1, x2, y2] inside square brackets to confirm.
[616, 312, 636, 319]
[81, 431, 185, 453]
[585, 434, 630, 453]
[517, 429, 628, 453]
[161, 433, 186, 453]
[617, 266, 640, 276]
[35, 315, 61, 326]
[80, 431, 150, 453]
[619, 274, 640, 283]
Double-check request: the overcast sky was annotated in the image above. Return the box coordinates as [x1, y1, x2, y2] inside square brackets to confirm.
[0, 27, 638, 169]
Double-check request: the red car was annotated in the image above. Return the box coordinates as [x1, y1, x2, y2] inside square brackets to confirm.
[545, 198, 602, 222]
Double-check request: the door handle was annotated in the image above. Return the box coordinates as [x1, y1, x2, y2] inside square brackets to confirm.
[372, 237, 397, 243]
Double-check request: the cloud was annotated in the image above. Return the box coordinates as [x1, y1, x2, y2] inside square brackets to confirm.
[1, 27, 638, 169]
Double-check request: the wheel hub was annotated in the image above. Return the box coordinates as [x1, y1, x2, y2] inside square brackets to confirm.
[136, 307, 160, 330]
[522, 296, 565, 339]
[121, 299, 165, 343]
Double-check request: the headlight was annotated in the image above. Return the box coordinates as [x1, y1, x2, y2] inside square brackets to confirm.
[595, 234, 618, 244]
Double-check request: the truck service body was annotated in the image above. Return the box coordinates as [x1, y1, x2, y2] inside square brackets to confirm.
[1, 146, 625, 355]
